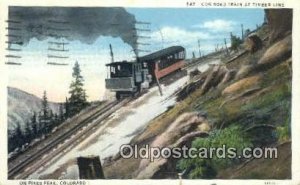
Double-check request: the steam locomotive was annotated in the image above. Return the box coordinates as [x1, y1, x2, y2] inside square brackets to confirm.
[105, 46, 186, 99]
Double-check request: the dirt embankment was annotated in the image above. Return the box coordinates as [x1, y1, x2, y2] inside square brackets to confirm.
[103, 9, 292, 179]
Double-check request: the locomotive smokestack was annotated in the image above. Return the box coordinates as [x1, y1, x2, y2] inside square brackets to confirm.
[109, 44, 114, 63]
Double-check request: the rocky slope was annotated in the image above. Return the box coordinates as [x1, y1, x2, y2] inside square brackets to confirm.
[103, 9, 292, 179]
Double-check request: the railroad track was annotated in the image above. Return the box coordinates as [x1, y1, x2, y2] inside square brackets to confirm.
[8, 102, 103, 163]
[8, 98, 130, 179]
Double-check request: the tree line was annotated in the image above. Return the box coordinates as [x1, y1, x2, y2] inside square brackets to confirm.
[8, 61, 89, 153]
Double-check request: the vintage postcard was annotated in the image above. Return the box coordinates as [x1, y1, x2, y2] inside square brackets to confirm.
[0, 0, 299, 185]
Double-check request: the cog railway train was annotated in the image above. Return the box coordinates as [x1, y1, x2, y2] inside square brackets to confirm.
[105, 46, 186, 99]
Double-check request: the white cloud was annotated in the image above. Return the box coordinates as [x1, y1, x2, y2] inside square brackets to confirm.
[146, 26, 222, 58]
[194, 19, 237, 32]
[149, 26, 215, 49]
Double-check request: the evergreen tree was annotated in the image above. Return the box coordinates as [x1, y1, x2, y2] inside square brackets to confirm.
[59, 103, 65, 122]
[46, 109, 54, 133]
[8, 130, 15, 152]
[31, 112, 38, 138]
[37, 111, 44, 135]
[24, 121, 33, 144]
[230, 32, 242, 51]
[65, 97, 70, 118]
[49, 109, 53, 118]
[68, 61, 88, 116]
[14, 122, 25, 149]
[41, 91, 51, 135]
[42, 90, 49, 121]
[53, 113, 59, 127]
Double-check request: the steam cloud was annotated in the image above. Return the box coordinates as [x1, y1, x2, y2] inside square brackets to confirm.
[8, 7, 138, 54]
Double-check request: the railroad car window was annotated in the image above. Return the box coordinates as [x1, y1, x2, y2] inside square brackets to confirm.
[111, 66, 115, 74]
[178, 51, 185, 59]
[157, 50, 185, 63]
[174, 53, 178, 59]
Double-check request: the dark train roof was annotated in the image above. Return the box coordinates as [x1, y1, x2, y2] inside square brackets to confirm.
[106, 60, 133, 66]
[139, 46, 185, 62]
[106, 46, 185, 66]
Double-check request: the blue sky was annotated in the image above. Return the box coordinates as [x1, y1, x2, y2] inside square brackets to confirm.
[9, 8, 265, 102]
[126, 8, 264, 57]
[127, 8, 264, 31]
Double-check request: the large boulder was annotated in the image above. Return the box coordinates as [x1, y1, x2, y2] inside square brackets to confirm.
[222, 75, 262, 96]
[258, 35, 292, 67]
[136, 112, 210, 178]
[219, 70, 236, 87]
[177, 64, 229, 101]
[235, 64, 255, 80]
[176, 75, 206, 101]
[201, 65, 228, 93]
[244, 33, 263, 53]
[265, 9, 292, 44]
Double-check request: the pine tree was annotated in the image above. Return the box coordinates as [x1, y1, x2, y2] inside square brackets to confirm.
[53, 113, 59, 127]
[37, 111, 44, 136]
[46, 109, 54, 133]
[68, 61, 88, 116]
[65, 97, 70, 118]
[31, 112, 38, 138]
[41, 91, 51, 135]
[59, 103, 64, 122]
[230, 32, 242, 51]
[42, 90, 49, 121]
[50, 110, 54, 121]
[8, 129, 16, 152]
[14, 122, 24, 149]
[24, 121, 33, 144]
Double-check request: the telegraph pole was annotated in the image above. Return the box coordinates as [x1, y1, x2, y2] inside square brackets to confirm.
[109, 44, 114, 63]
[132, 21, 164, 96]
[197, 39, 201, 58]
[224, 38, 229, 55]
[132, 21, 151, 59]
[241, 24, 244, 40]
[159, 29, 164, 50]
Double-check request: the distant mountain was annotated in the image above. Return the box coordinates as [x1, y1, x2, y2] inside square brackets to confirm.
[7, 87, 60, 131]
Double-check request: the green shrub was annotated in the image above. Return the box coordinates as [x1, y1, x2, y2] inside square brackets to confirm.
[276, 115, 290, 143]
[177, 125, 252, 179]
[241, 83, 290, 112]
[230, 34, 242, 51]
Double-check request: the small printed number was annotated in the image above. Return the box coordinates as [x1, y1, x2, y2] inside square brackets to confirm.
[265, 182, 276, 185]
[186, 2, 195, 6]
